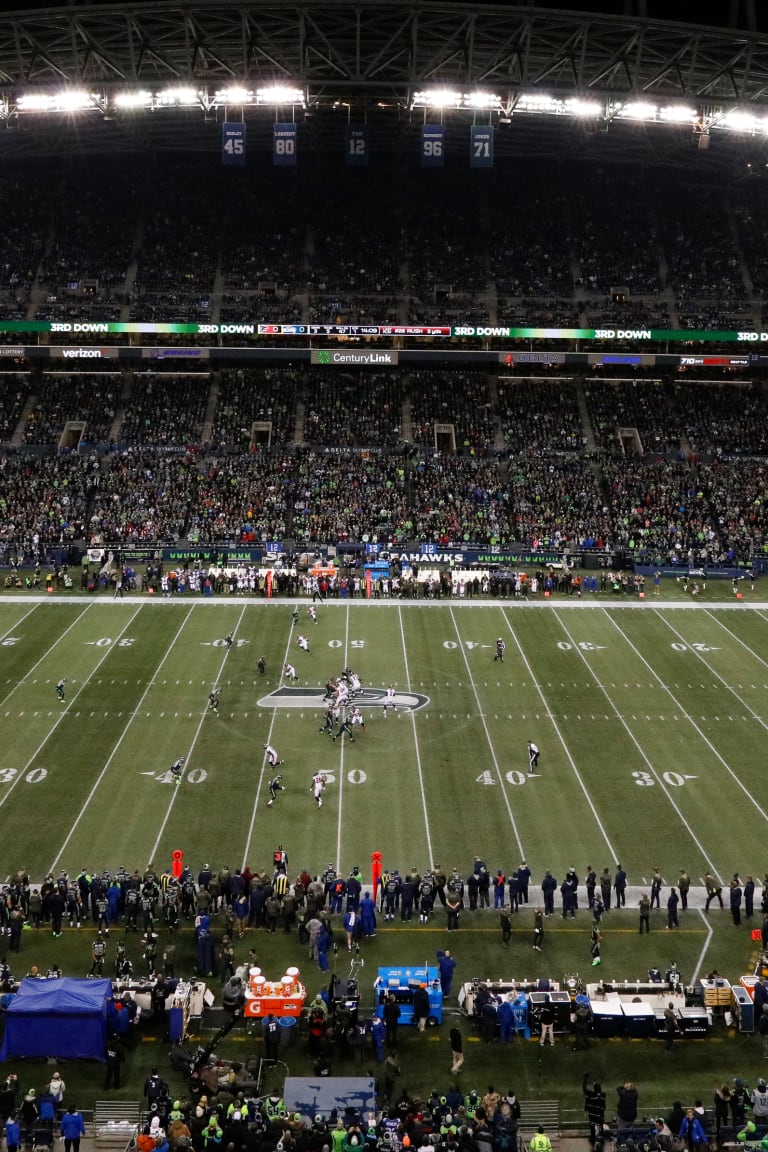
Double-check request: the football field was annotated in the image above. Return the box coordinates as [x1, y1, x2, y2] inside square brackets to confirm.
[1, 595, 767, 890]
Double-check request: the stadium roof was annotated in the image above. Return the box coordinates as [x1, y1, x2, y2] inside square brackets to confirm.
[2, 0, 768, 166]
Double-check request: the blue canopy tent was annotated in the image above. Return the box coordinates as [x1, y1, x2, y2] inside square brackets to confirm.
[0, 978, 113, 1061]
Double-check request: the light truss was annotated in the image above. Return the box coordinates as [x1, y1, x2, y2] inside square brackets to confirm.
[1, 1, 768, 163]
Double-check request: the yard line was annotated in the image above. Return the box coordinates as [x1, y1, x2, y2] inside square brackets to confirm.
[335, 603, 350, 872]
[605, 611, 768, 826]
[653, 608, 768, 746]
[691, 909, 714, 985]
[49, 606, 196, 874]
[398, 605, 434, 866]
[0, 605, 141, 815]
[241, 611, 303, 868]
[704, 609, 768, 674]
[0, 604, 39, 643]
[0, 604, 93, 707]
[557, 612, 723, 879]
[148, 604, 247, 865]
[502, 609, 618, 862]
[449, 607, 525, 859]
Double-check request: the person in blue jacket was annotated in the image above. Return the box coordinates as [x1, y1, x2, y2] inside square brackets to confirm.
[497, 994, 515, 1043]
[195, 915, 214, 977]
[360, 892, 377, 938]
[60, 1106, 86, 1152]
[370, 1016, 385, 1062]
[107, 882, 121, 927]
[436, 949, 457, 996]
[316, 926, 332, 973]
[677, 1108, 706, 1150]
[5, 1113, 20, 1152]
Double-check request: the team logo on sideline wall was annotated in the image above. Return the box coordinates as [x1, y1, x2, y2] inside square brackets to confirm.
[258, 687, 430, 711]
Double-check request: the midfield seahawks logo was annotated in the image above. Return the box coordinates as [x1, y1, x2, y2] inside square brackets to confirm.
[258, 687, 430, 711]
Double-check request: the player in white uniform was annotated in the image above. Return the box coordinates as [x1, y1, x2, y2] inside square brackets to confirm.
[297, 635, 310, 653]
[383, 685, 396, 716]
[336, 682, 350, 708]
[283, 662, 298, 681]
[308, 604, 318, 623]
[350, 707, 366, 732]
[311, 772, 327, 808]
[264, 743, 284, 768]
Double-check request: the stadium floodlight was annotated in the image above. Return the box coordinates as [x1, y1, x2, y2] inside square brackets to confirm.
[721, 109, 759, 132]
[17, 93, 55, 111]
[412, 89, 461, 108]
[464, 91, 501, 109]
[659, 104, 697, 123]
[218, 86, 252, 104]
[113, 91, 153, 109]
[568, 98, 602, 117]
[618, 100, 658, 120]
[256, 85, 305, 105]
[517, 93, 560, 112]
[56, 90, 95, 111]
[158, 87, 200, 106]
[17, 90, 94, 112]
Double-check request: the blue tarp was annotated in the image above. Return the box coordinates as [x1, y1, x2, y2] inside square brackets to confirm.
[0, 978, 113, 1061]
[283, 1077, 376, 1121]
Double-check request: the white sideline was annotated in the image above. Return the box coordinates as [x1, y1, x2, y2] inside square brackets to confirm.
[0, 594, 763, 609]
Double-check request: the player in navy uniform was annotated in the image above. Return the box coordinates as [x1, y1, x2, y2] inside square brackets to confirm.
[333, 716, 355, 743]
[319, 707, 337, 735]
[91, 931, 107, 975]
[494, 638, 506, 662]
[208, 688, 220, 716]
[224, 632, 234, 649]
[267, 774, 284, 807]
[56, 678, 67, 702]
[170, 756, 185, 782]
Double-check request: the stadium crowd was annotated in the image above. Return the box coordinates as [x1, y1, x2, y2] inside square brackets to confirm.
[0, 160, 767, 566]
[2, 363, 768, 566]
[2, 400, 768, 565]
[1, 159, 767, 337]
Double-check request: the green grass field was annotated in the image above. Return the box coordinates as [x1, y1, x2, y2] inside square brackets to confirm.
[4, 590, 768, 1114]
[2, 593, 768, 888]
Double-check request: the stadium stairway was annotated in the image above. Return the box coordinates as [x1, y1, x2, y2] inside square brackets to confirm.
[293, 396, 306, 444]
[575, 381, 597, 452]
[12, 391, 35, 446]
[201, 371, 220, 443]
[400, 392, 413, 441]
[108, 370, 133, 442]
[486, 371, 507, 450]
